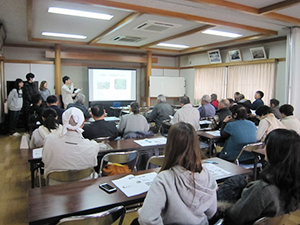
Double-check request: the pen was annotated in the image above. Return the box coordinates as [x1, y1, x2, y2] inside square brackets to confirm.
[204, 161, 218, 164]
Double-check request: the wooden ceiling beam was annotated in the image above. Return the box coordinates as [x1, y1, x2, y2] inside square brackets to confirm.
[88, 12, 142, 45]
[139, 25, 215, 49]
[45, 50, 158, 63]
[55, 0, 278, 35]
[259, 0, 300, 14]
[27, 0, 33, 41]
[187, 0, 300, 25]
[180, 34, 268, 53]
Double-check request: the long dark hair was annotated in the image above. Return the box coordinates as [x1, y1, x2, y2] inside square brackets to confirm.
[15, 78, 23, 94]
[261, 129, 300, 210]
[42, 108, 58, 132]
[161, 122, 203, 173]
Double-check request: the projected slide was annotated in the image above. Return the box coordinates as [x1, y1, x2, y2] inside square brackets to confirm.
[89, 69, 137, 101]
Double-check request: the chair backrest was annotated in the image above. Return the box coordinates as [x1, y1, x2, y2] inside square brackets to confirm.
[235, 142, 264, 166]
[99, 150, 139, 176]
[146, 155, 165, 170]
[46, 168, 95, 186]
[94, 136, 111, 143]
[57, 205, 126, 225]
[253, 214, 286, 225]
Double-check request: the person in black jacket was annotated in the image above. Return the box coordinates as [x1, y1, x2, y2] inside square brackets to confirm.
[216, 99, 232, 129]
[83, 105, 118, 140]
[46, 95, 65, 124]
[250, 91, 264, 110]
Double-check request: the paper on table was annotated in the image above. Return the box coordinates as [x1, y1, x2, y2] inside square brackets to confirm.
[134, 137, 167, 147]
[199, 120, 212, 125]
[32, 148, 43, 158]
[112, 172, 157, 197]
[104, 117, 120, 122]
[202, 163, 231, 179]
[206, 130, 221, 137]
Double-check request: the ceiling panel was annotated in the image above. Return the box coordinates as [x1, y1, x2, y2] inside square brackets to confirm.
[98, 14, 206, 46]
[225, 0, 284, 9]
[276, 5, 300, 19]
[32, 0, 132, 42]
[152, 26, 257, 49]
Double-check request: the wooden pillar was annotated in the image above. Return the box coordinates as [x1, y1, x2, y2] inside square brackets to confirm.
[146, 51, 152, 106]
[54, 44, 61, 95]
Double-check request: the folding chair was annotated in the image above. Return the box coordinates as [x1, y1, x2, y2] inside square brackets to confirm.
[146, 155, 165, 169]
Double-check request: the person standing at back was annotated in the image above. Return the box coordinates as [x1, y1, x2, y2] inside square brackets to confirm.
[171, 96, 200, 131]
[7, 78, 24, 136]
[61, 76, 76, 109]
[145, 94, 174, 133]
[39, 80, 51, 106]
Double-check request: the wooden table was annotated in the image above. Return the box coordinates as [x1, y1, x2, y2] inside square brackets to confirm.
[28, 159, 250, 225]
[197, 131, 222, 157]
[27, 137, 166, 188]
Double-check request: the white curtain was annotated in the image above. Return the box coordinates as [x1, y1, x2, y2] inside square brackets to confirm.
[227, 63, 275, 103]
[194, 67, 227, 104]
[287, 27, 300, 119]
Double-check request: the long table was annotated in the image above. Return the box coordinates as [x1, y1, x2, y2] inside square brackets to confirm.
[28, 158, 251, 225]
[27, 137, 166, 188]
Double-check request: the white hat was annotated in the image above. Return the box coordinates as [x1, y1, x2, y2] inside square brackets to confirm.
[62, 107, 84, 135]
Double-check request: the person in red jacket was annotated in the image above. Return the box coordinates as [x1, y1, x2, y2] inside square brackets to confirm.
[211, 93, 219, 110]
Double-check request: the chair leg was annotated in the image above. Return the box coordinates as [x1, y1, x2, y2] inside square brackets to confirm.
[38, 167, 42, 187]
[253, 155, 258, 181]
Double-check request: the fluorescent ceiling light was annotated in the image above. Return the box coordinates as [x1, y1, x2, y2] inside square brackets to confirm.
[42, 32, 87, 39]
[157, 43, 189, 49]
[48, 7, 114, 20]
[202, 29, 242, 38]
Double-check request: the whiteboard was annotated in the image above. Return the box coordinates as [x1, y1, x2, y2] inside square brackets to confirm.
[150, 76, 185, 97]
[4, 63, 55, 96]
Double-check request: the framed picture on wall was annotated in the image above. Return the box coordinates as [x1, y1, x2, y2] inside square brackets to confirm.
[228, 49, 242, 62]
[250, 47, 267, 60]
[207, 49, 222, 64]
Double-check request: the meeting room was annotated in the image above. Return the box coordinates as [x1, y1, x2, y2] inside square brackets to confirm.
[1, 0, 300, 224]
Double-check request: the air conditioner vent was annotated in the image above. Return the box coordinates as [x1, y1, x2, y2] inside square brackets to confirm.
[112, 35, 144, 43]
[134, 20, 182, 33]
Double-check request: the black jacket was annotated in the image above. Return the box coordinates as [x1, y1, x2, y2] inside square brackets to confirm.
[216, 107, 232, 128]
[23, 82, 38, 108]
[49, 105, 65, 124]
[83, 120, 118, 140]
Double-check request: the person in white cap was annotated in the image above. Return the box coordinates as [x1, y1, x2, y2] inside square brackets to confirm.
[42, 107, 99, 183]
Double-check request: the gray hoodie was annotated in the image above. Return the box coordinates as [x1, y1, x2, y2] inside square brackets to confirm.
[7, 89, 23, 111]
[138, 165, 218, 225]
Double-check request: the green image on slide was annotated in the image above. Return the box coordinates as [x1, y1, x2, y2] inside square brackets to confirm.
[114, 79, 127, 89]
[97, 82, 110, 89]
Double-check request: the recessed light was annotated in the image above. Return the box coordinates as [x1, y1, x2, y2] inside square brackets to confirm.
[157, 43, 189, 49]
[202, 30, 243, 38]
[48, 7, 114, 20]
[42, 32, 87, 39]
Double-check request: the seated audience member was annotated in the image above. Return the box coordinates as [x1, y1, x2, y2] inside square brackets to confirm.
[83, 105, 118, 140]
[171, 96, 200, 131]
[216, 99, 232, 128]
[236, 94, 251, 113]
[46, 95, 64, 124]
[226, 129, 300, 224]
[145, 94, 175, 133]
[198, 95, 216, 119]
[137, 122, 217, 225]
[28, 93, 44, 124]
[220, 105, 257, 163]
[256, 106, 285, 142]
[211, 93, 219, 109]
[279, 104, 300, 134]
[30, 108, 63, 149]
[250, 90, 264, 110]
[118, 101, 149, 137]
[234, 92, 240, 103]
[270, 98, 282, 119]
[227, 98, 235, 107]
[67, 93, 91, 119]
[42, 107, 99, 180]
